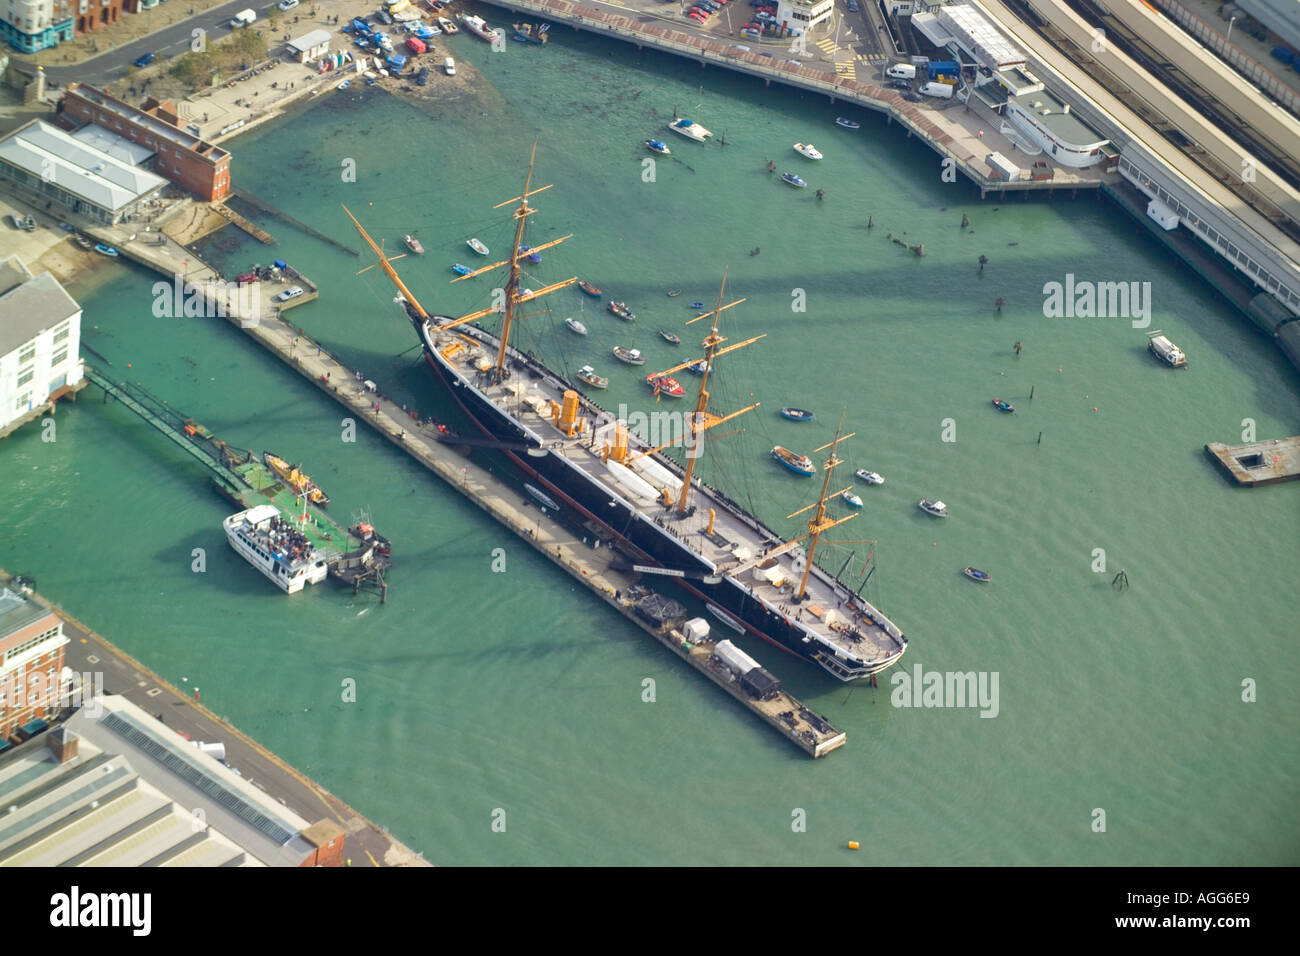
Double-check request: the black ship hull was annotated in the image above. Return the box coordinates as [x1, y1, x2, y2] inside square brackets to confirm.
[411, 310, 901, 678]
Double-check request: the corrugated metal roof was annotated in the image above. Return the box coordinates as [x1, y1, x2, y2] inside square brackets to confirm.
[0, 121, 165, 213]
[288, 28, 332, 51]
[70, 123, 156, 166]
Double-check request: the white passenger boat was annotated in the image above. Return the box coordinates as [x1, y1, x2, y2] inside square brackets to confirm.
[855, 469, 884, 485]
[467, 237, 489, 255]
[438, 16, 458, 34]
[564, 317, 588, 335]
[918, 499, 948, 517]
[222, 504, 329, 594]
[794, 142, 823, 160]
[667, 117, 712, 142]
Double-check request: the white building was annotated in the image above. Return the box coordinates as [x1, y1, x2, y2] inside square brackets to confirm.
[0, 255, 83, 437]
[776, 0, 833, 33]
[1005, 88, 1111, 169]
[286, 28, 331, 64]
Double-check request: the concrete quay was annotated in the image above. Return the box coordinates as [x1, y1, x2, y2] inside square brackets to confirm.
[481, 0, 1106, 194]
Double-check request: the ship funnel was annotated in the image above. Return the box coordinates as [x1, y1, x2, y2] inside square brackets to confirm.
[606, 422, 630, 463]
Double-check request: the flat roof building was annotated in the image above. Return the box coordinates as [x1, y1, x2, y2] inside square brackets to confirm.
[58, 83, 231, 201]
[0, 695, 347, 866]
[0, 254, 84, 439]
[1006, 86, 1111, 168]
[0, 119, 166, 224]
[286, 28, 331, 63]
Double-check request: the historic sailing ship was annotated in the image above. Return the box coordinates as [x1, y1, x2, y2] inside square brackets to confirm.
[344, 146, 908, 681]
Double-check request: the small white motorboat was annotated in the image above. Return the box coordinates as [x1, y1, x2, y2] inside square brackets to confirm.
[794, 142, 824, 160]
[467, 238, 489, 255]
[576, 365, 607, 388]
[612, 346, 645, 365]
[564, 317, 588, 336]
[855, 469, 884, 485]
[918, 498, 949, 517]
[667, 117, 712, 142]
[841, 490, 864, 509]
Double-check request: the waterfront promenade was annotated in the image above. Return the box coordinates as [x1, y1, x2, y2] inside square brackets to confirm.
[0, 569, 428, 866]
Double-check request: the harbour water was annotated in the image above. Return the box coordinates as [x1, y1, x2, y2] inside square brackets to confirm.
[3, 25, 1297, 864]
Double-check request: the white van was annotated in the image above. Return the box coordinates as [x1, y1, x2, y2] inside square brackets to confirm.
[918, 81, 954, 99]
[885, 63, 916, 80]
[230, 8, 256, 27]
[444, 57, 456, 76]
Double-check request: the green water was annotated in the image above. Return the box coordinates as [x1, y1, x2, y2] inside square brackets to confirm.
[3, 25, 1298, 864]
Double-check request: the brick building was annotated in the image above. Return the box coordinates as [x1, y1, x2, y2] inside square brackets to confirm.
[0, 587, 68, 743]
[71, 0, 121, 35]
[58, 83, 231, 201]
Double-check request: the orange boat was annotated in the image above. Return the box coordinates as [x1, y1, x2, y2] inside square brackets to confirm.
[263, 451, 330, 507]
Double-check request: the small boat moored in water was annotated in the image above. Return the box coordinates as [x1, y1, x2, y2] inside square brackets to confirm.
[467, 237, 489, 255]
[781, 172, 808, 188]
[437, 16, 458, 34]
[687, 360, 712, 375]
[963, 567, 991, 582]
[451, 263, 473, 276]
[461, 13, 504, 43]
[992, 397, 1015, 413]
[841, 490, 864, 509]
[94, 243, 119, 257]
[855, 469, 885, 485]
[576, 364, 608, 389]
[608, 300, 636, 321]
[666, 289, 681, 297]
[519, 244, 542, 264]
[645, 139, 671, 155]
[612, 346, 645, 365]
[794, 142, 824, 160]
[771, 445, 816, 476]
[513, 21, 549, 43]
[647, 374, 685, 398]
[579, 280, 602, 297]
[404, 234, 424, 254]
[918, 498, 949, 517]
[835, 117, 861, 129]
[667, 117, 712, 142]
[780, 406, 814, 422]
[564, 317, 588, 335]
[659, 329, 681, 344]
[1146, 330, 1187, 368]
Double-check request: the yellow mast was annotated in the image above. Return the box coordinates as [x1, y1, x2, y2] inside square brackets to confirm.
[342, 205, 431, 319]
[794, 424, 857, 601]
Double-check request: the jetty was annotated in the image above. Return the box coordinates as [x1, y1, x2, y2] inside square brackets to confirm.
[1204, 437, 1300, 487]
[210, 201, 274, 245]
[136, 271, 846, 758]
[231, 189, 360, 257]
[80, 369, 392, 596]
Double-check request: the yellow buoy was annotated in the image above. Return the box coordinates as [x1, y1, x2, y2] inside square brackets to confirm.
[847, 841, 860, 850]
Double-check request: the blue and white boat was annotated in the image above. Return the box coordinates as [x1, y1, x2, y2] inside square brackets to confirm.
[645, 139, 671, 155]
[94, 243, 119, 257]
[771, 445, 815, 476]
[835, 117, 861, 129]
[452, 263, 473, 276]
[519, 244, 542, 264]
[841, 490, 864, 509]
[963, 567, 991, 583]
[781, 172, 807, 188]
[780, 407, 813, 422]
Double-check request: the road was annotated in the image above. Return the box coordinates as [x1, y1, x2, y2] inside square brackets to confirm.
[42, 1, 273, 89]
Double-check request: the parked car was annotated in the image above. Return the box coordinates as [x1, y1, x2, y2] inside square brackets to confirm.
[236, 272, 259, 285]
[847, 0, 859, 11]
[132, 52, 156, 68]
[687, 10, 706, 20]
[276, 286, 305, 302]
[416, 67, 429, 86]
[888, 78, 910, 90]
[277, 0, 299, 10]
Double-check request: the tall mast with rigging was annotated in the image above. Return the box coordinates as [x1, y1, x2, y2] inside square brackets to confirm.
[786, 423, 857, 601]
[631, 272, 763, 513]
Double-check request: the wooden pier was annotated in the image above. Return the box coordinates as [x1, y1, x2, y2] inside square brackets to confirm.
[1204, 436, 1300, 486]
[210, 202, 275, 245]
